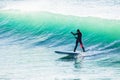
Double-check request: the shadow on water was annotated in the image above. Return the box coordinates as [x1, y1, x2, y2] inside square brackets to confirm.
[57, 55, 76, 61]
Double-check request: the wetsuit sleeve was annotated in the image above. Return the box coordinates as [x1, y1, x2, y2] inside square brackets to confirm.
[71, 32, 77, 35]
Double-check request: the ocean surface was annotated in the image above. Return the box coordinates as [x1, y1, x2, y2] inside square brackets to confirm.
[0, 0, 120, 80]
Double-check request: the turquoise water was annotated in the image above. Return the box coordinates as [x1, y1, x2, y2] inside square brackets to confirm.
[0, 11, 120, 80]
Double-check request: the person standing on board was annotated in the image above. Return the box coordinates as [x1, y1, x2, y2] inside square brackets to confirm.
[71, 29, 85, 52]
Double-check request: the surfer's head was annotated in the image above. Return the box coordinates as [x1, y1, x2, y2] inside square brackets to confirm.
[77, 29, 80, 32]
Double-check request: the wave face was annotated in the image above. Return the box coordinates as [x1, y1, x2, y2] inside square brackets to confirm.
[0, 11, 120, 49]
[0, 11, 120, 80]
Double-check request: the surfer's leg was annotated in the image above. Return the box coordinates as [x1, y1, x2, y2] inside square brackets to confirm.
[74, 40, 78, 52]
[80, 41, 85, 52]
[82, 47, 85, 52]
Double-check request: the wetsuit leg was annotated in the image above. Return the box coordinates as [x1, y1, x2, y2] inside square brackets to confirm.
[74, 40, 78, 52]
[80, 40, 85, 52]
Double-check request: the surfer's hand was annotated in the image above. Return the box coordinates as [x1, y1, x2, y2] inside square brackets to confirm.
[75, 37, 77, 39]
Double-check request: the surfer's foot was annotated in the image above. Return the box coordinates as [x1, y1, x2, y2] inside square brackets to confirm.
[83, 49, 85, 52]
[82, 50, 85, 52]
[82, 47, 85, 52]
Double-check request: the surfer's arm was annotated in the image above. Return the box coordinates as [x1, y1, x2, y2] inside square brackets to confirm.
[71, 32, 77, 35]
[71, 32, 77, 39]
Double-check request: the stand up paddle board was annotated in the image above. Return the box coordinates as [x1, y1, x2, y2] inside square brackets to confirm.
[55, 51, 84, 62]
[55, 50, 101, 57]
[55, 51, 80, 55]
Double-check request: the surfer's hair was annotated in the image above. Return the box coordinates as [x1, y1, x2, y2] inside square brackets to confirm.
[77, 29, 80, 32]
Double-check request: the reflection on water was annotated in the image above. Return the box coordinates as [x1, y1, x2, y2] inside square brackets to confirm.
[74, 62, 82, 69]
[57, 55, 83, 69]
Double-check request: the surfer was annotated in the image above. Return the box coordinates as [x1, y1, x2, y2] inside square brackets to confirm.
[71, 29, 85, 52]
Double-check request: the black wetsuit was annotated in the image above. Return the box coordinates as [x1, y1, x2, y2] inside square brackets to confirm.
[72, 31, 85, 52]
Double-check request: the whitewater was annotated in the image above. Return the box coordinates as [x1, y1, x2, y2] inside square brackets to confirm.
[0, 0, 120, 80]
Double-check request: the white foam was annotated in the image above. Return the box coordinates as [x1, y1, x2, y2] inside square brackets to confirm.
[0, 0, 120, 19]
